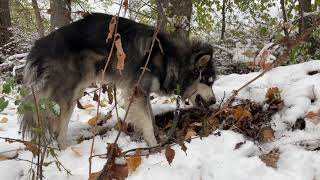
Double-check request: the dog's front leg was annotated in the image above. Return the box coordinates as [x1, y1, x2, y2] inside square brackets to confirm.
[125, 94, 158, 147]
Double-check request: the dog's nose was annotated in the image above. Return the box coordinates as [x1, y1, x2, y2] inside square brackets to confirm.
[208, 96, 216, 106]
[195, 94, 216, 109]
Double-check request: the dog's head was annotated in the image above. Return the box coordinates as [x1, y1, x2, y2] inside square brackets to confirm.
[153, 35, 216, 108]
[179, 41, 216, 108]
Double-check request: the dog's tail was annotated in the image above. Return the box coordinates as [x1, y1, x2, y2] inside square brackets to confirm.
[19, 95, 36, 140]
[19, 56, 52, 141]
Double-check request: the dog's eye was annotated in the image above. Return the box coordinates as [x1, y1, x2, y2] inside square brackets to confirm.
[192, 69, 200, 79]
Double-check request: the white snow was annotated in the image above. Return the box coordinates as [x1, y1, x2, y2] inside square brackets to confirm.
[1, 60, 320, 180]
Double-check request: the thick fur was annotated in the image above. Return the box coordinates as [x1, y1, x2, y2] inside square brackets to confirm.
[21, 13, 216, 149]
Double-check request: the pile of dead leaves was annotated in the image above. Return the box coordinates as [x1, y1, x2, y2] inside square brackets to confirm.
[155, 87, 284, 144]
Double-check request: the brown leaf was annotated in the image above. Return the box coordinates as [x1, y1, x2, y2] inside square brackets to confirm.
[83, 104, 95, 111]
[111, 164, 128, 180]
[233, 106, 252, 123]
[265, 87, 281, 102]
[71, 147, 82, 157]
[77, 100, 85, 109]
[165, 145, 175, 165]
[106, 85, 113, 104]
[107, 16, 117, 42]
[184, 128, 197, 141]
[260, 126, 274, 143]
[89, 171, 101, 180]
[87, 113, 104, 126]
[258, 49, 273, 71]
[126, 150, 142, 173]
[0, 155, 8, 161]
[179, 142, 187, 155]
[24, 142, 40, 157]
[305, 110, 320, 124]
[0, 117, 8, 123]
[88, 116, 98, 126]
[115, 34, 127, 75]
[260, 150, 280, 168]
[0, 151, 18, 161]
[93, 92, 99, 102]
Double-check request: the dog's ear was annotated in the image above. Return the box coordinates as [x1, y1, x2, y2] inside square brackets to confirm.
[195, 54, 211, 67]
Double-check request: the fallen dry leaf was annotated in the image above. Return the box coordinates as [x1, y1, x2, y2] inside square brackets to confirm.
[87, 113, 104, 126]
[258, 49, 273, 71]
[260, 126, 274, 143]
[24, 142, 39, 157]
[184, 128, 197, 141]
[83, 104, 95, 111]
[179, 142, 188, 155]
[260, 150, 280, 168]
[0, 117, 8, 123]
[305, 110, 320, 124]
[93, 92, 99, 102]
[88, 116, 98, 126]
[265, 87, 281, 102]
[71, 147, 82, 157]
[89, 171, 101, 180]
[126, 150, 142, 173]
[106, 85, 114, 104]
[165, 145, 175, 165]
[0, 155, 8, 161]
[233, 106, 252, 126]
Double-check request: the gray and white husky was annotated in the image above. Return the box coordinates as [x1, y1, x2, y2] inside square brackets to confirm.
[20, 13, 216, 149]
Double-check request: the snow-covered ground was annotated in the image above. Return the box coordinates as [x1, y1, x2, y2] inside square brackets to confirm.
[1, 60, 320, 180]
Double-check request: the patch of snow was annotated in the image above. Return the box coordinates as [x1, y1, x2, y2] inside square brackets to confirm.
[1, 61, 320, 179]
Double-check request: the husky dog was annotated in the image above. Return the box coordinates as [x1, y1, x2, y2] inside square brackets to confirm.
[20, 13, 216, 149]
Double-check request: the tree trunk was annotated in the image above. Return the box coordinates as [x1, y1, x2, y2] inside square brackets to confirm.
[0, 0, 12, 47]
[298, 0, 312, 33]
[50, 0, 71, 31]
[156, 0, 192, 38]
[221, 0, 227, 40]
[280, 0, 289, 37]
[31, 0, 45, 37]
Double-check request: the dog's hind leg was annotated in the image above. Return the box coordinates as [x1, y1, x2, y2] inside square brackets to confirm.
[124, 93, 158, 147]
[55, 101, 76, 150]
[53, 86, 84, 150]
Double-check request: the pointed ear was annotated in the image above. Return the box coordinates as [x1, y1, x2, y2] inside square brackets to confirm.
[195, 54, 211, 67]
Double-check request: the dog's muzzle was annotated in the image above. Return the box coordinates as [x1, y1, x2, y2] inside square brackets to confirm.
[185, 83, 216, 109]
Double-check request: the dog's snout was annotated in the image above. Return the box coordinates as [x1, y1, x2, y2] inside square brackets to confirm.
[208, 96, 216, 105]
[195, 94, 216, 108]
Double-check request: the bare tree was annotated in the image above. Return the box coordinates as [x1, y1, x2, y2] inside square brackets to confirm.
[221, 0, 227, 40]
[280, 0, 289, 37]
[31, 0, 45, 37]
[0, 0, 12, 46]
[50, 0, 71, 31]
[298, 0, 312, 33]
